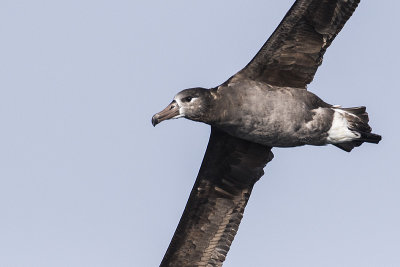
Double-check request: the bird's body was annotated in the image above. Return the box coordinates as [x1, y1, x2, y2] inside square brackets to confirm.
[162, 80, 380, 151]
[152, 0, 382, 266]
[208, 80, 333, 147]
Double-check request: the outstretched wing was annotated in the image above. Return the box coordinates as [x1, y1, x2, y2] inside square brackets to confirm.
[229, 0, 360, 88]
[160, 127, 273, 267]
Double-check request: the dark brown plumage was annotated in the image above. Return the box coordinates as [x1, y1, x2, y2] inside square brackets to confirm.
[160, 128, 273, 267]
[229, 0, 360, 88]
[152, 1, 379, 266]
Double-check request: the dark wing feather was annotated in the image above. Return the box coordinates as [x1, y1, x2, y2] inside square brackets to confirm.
[228, 0, 360, 88]
[160, 127, 273, 267]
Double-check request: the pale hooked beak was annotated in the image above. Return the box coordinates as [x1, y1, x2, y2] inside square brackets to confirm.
[151, 100, 180, 127]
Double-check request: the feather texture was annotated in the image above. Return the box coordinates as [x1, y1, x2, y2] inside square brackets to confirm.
[228, 0, 360, 88]
[160, 128, 273, 267]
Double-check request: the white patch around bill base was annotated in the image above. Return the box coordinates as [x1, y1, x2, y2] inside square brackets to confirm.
[172, 114, 184, 119]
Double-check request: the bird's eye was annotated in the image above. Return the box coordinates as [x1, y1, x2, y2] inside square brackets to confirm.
[182, 96, 193, 102]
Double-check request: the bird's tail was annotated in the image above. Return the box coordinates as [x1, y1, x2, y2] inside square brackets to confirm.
[329, 106, 381, 152]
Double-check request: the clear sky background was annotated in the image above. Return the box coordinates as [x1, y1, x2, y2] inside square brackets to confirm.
[0, 0, 398, 266]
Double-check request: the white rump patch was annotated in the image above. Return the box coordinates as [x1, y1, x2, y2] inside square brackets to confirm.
[327, 109, 360, 143]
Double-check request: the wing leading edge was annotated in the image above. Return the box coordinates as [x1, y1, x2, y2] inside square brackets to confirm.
[228, 0, 360, 88]
[160, 127, 273, 267]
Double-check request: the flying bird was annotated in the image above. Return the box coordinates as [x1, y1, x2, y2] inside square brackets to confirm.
[152, 0, 381, 266]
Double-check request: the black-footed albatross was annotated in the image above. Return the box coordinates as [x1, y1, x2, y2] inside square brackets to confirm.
[152, 1, 381, 266]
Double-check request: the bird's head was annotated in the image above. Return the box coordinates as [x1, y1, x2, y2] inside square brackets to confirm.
[152, 87, 212, 126]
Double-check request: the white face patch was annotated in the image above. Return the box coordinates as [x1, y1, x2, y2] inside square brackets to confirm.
[173, 96, 182, 106]
[172, 114, 184, 119]
[173, 96, 185, 116]
[327, 109, 360, 143]
[173, 95, 199, 117]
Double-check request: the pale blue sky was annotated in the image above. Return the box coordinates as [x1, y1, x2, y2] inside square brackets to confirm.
[0, 0, 399, 266]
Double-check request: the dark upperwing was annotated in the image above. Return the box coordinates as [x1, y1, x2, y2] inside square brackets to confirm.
[160, 128, 273, 267]
[227, 0, 360, 88]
